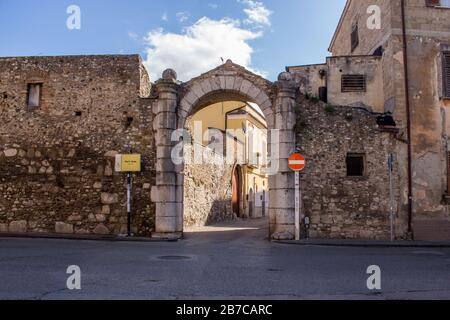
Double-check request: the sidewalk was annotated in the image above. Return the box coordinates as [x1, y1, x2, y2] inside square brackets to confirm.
[0, 232, 178, 243]
[275, 239, 450, 248]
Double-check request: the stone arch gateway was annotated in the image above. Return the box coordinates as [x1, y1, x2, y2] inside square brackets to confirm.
[151, 60, 298, 240]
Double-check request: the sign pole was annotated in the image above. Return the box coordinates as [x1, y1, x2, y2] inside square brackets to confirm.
[115, 152, 141, 238]
[289, 153, 306, 241]
[127, 172, 132, 237]
[295, 171, 300, 241]
[389, 154, 394, 242]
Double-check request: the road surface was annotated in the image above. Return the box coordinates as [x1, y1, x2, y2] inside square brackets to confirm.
[0, 218, 449, 300]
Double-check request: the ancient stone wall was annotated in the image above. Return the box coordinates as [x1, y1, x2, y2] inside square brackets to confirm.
[287, 64, 327, 98]
[327, 56, 385, 113]
[296, 97, 407, 240]
[183, 144, 234, 227]
[0, 55, 156, 236]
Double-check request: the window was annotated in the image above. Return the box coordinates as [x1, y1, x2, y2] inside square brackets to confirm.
[346, 154, 365, 177]
[341, 75, 366, 92]
[351, 23, 359, 52]
[447, 152, 450, 195]
[443, 52, 450, 98]
[27, 83, 42, 109]
[447, 152, 450, 194]
[426, 0, 450, 7]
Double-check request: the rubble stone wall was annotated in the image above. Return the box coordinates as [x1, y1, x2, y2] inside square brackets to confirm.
[0, 55, 156, 236]
[183, 144, 234, 227]
[296, 97, 407, 239]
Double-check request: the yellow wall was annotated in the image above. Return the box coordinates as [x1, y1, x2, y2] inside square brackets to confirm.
[189, 100, 269, 216]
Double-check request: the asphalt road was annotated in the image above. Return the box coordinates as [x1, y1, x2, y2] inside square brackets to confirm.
[0, 218, 449, 300]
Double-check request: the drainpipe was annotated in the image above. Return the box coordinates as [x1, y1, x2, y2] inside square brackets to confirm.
[401, 0, 413, 236]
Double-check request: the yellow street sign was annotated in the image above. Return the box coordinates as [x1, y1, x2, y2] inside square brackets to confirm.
[117, 154, 141, 172]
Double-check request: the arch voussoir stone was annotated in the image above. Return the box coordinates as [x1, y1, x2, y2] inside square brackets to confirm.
[200, 79, 212, 95]
[225, 76, 235, 90]
[209, 76, 222, 91]
[239, 79, 253, 96]
[233, 77, 244, 92]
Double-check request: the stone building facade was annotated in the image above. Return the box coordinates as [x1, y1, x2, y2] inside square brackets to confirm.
[287, 0, 450, 240]
[2, 0, 449, 241]
[296, 96, 404, 239]
[0, 54, 425, 241]
[0, 55, 156, 236]
[183, 144, 234, 227]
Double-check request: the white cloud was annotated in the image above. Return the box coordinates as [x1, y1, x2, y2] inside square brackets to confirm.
[128, 31, 139, 41]
[176, 11, 190, 23]
[161, 13, 168, 21]
[143, 1, 273, 82]
[240, 0, 272, 26]
[208, 3, 219, 9]
[144, 17, 265, 82]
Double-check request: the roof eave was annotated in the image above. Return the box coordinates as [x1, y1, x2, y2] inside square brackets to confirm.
[328, 0, 352, 53]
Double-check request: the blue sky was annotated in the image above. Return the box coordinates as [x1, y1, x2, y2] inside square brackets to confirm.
[0, 0, 346, 81]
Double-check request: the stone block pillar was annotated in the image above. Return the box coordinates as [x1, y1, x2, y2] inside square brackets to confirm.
[269, 72, 297, 240]
[151, 69, 182, 239]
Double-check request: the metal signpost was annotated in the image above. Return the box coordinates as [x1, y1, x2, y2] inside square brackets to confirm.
[388, 153, 395, 242]
[288, 153, 306, 241]
[115, 154, 142, 237]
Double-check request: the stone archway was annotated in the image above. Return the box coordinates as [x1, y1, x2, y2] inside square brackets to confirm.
[151, 60, 298, 240]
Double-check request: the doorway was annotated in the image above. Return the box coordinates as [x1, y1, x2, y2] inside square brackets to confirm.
[232, 165, 242, 217]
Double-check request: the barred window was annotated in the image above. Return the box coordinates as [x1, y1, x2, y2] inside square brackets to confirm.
[341, 75, 366, 93]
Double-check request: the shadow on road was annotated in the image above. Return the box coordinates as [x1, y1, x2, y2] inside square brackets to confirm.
[183, 217, 270, 242]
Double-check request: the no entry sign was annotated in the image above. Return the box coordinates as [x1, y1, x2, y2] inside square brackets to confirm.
[288, 153, 306, 172]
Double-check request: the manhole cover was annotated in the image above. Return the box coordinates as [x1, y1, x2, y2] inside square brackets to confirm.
[267, 268, 284, 272]
[157, 255, 192, 260]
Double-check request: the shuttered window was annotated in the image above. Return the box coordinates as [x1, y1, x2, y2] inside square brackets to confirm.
[447, 152, 450, 194]
[341, 75, 366, 93]
[351, 23, 359, 52]
[443, 52, 450, 99]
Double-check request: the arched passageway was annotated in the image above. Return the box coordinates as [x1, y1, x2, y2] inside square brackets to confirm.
[151, 60, 298, 240]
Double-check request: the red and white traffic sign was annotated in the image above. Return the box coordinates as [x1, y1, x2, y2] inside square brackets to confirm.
[288, 153, 306, 172]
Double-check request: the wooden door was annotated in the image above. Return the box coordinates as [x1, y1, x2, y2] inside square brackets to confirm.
[232, 168, 241, 217]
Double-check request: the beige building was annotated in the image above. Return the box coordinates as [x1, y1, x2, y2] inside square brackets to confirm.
[287, 0, 450, 240]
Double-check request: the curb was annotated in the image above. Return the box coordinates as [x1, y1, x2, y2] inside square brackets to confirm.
[273, 240, 450, 248]
[0, 233, 179, 243]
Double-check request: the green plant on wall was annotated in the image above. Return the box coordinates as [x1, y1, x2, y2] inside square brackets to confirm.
[325, 104, 336, 114]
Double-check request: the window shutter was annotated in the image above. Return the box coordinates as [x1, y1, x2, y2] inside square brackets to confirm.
[351, 24, 359, 52]
[447, 152, 450, 194]
[443, 52, 450, 98]
[426, 0, 441, 7]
